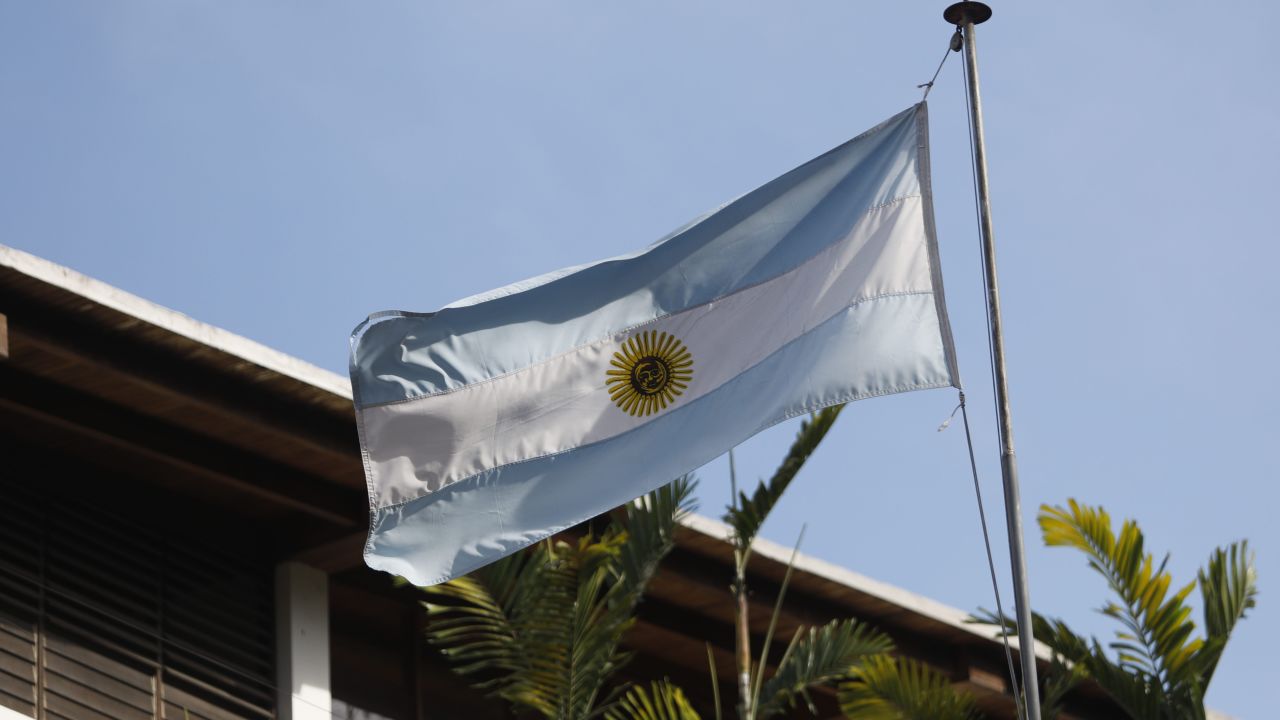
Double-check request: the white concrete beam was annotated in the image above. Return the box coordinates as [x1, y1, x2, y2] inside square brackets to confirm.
[276, 562, 332, 720]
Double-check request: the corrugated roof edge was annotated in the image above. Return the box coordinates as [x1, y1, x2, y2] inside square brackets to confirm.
[0, 244, 352, 400]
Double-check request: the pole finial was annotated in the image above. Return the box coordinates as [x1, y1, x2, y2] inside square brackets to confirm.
[943, 2, 992, 26]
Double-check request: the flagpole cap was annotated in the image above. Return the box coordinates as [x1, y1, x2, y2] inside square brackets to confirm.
[943, 2, 992, 26]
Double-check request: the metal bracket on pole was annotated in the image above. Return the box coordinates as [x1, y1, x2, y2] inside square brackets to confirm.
[942, 4, 1042, 720]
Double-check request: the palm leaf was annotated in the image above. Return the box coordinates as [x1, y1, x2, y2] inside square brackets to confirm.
[970, 608, 1091, 665]
[557, 476, 695, 720]
[563, 477, 696, 717]
[1039, 500, 1202, 687]
[975, 504, 1258, 719]
[749, 527, 806, 714]
[604, 680, 702, 720]
[723, 406, 843, 557]
[969, 609, 1163, 720]
[496, 539, 582, 716]
[1038, 653, 1089, 720]
[837, 655, 977, 720]
[706, 643, 723, 720]
[615, 476, 697, 607]
[419, 478, 694, 720]
[419, 547, 547, 681]
[1191, 540, 1257, 686]
[560, 532, 632, 719]
[757, 619, 893, 719]
[1076, 651, 1167, 720]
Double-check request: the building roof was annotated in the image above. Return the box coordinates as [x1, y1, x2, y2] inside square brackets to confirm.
[0, 244, 351, 400]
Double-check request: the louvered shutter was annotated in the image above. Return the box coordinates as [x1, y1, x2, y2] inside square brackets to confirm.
[0, 482, 275, 720]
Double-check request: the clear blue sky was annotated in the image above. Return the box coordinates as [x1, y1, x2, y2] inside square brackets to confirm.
[3, 2, 1276, 717]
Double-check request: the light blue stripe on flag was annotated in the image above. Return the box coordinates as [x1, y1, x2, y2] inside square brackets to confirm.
[351, 103, 959, 585]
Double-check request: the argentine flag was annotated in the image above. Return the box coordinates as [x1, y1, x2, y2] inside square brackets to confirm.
[350, 104, 959, 585]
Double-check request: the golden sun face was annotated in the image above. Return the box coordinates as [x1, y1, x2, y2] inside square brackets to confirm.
[606, 330, 693, 417]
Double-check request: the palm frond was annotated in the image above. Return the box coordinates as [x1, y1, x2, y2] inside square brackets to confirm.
[837, 655, 977, 720]
[420, 548, 544, 681]
[757, 619, 893, 719]
[749, 526, 806, 714]
[970, 609, 1091, 665]
[418, 477, 691, 720]
[560, 533, 634, 719]
[604, 680, 702, 720]
[615, 476, 697, 607]
[706, 643, 722, 720]
[1073, 647, 1168, 720]
[1038, 652, 1089, 720]
[969, 609, 1153, 720]
[544, 478, 697, 718]
[497, 539, 581, 717]
[1039, 500, 1201, 686]
[723, 407, 842, 556]
[1190, 540, 1257, 686]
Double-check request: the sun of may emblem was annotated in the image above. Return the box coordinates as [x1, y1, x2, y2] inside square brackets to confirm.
[606, 330, 693, 417]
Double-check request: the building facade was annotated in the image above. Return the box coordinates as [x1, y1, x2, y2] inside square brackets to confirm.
[0, 246, 1124, 720]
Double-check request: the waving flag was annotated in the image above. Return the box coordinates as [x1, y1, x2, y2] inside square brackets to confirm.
[350, 103, 959, 585]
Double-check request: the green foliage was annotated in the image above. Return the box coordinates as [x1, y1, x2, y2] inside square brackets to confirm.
[723, 406, 843, 560]
[721, 405, 995, 720]
[605, 680, 703, 720]
[975, 500, 1258, 720]
[617, 475, 696, 604]
[1196, 541, 1258, 685]
[718, 407, 861, 720]
[838, 655, 978, 720]
[1038, 652, 1090, 720]
[1039, 501, 1202, 683]
[717, 407, 976, 720]
[970, 609, 1094, 720]
[758, 620, 893, 719]
[417, 477, 697, 720]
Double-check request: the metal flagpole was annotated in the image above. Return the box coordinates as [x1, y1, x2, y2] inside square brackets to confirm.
[942, 3, 1042, 719]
